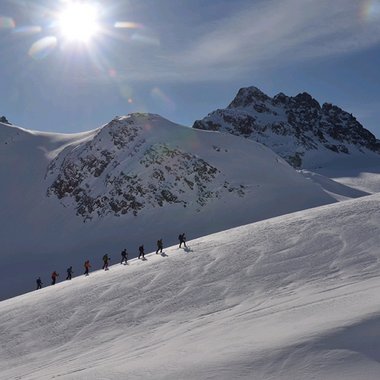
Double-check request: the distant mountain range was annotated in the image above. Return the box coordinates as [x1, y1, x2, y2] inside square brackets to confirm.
[1, 86, 380, 300]
[193, 86, 380, 169]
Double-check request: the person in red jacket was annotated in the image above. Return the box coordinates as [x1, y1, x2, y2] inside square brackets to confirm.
[51, 271, 59, 285]
[84, 260, 91, 276]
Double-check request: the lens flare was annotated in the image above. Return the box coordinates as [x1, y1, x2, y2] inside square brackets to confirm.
[108, 68, 117, 78]
[114, 21, 144, 29]
[13, 25, 42, 36]
[361, 0, 380, 20]
[0, 16, 15, 29]
[151, 87, 175, 112]
[29, 36, 57, 60]
[119, 84, 133, 102]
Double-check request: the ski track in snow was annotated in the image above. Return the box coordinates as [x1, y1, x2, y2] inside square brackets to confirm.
[1, 194, 380, 379]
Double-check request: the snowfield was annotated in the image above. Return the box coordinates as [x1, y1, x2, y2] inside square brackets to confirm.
[1, 193, 380, 379]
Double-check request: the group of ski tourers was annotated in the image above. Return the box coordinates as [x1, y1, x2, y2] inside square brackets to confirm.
[35, 233, 188, 290]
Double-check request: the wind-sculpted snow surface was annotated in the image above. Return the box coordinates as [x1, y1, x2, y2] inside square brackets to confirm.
[193, 86, 380, 169]
[1, 194, 380, 379]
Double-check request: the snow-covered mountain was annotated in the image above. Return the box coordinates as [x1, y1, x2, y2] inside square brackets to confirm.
[193, 86, 380, 169]
[1, 193, 380, 379]
[46, 113, 246, 220]
[0, 114, 336, 300]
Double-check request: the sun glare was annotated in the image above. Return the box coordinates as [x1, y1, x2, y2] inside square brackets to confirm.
[58, 2, 99, 43]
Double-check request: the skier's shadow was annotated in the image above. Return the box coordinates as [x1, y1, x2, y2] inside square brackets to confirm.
[161, 252, 168, 257]
[183, 246, 193, 253]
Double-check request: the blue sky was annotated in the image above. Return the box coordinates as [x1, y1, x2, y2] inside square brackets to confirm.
[0, 0, 380, 136]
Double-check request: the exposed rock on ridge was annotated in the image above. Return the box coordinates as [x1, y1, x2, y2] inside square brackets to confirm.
[46, 114, 245, 219]
[193, 86, 380, 168]
[0, 116, 11, 124]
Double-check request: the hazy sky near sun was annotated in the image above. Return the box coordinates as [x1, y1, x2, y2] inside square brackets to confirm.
[0, 0, 380, 135]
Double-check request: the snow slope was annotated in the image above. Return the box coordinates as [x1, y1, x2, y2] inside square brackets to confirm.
[310, 155, 380, 195]
[0, 115, 336, 300]
[1, 193, 380, 379]
[297, 152, 380, 200]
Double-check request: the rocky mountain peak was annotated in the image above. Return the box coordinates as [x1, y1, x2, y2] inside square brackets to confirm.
[228, 86, 271, 109]
[322, 103, 353, 120]
[0, 115, 11, 125]
[193, 86, 380, 169]
[273, 92, 289, 105]
[292, 92, 321, 110]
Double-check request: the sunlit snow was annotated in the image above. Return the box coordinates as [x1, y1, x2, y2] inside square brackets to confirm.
[1, 194, 380, 379]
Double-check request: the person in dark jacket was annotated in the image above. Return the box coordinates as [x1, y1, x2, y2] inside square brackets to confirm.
[84, 260, 91, 276]
[102, 254, 110, 270]
[178, 233, 187, 248]
[138, 245, 145, 260]
[120, 249, 128, 264]
[51, 271, 59, 285]
[36, 277, 43, 290]
[156, 238, 163, 254]
[66, 266, 73, 280]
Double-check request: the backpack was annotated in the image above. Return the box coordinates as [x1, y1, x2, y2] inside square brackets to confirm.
[178, 234, 182, 241]
[103, 254, 108, 261]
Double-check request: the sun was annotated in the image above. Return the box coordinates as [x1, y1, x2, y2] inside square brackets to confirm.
[58, 2, 99, 43]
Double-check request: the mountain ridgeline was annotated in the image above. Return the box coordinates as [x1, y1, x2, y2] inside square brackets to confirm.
[193, 87, 380, 168]
[44, 113, 335, 221]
